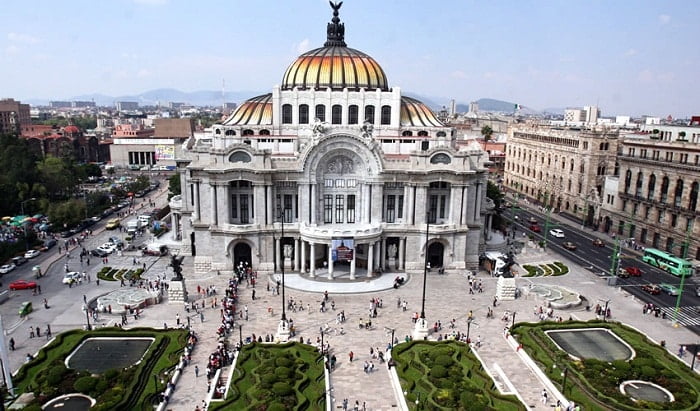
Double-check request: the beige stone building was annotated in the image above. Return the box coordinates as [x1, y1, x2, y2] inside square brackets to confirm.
[504, 124, 618, 226]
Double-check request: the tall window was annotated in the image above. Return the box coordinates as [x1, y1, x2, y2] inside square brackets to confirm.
[689, 182, 699, 211]
[660, 177, 670, 203]
[315, 104, 325, 122]
[335, 195, 345, 223]
[386, 195, 396, 223]
[282, 104, 292, 124]
[283, 194, 293, 223]
[624, 170, 632, 193]
[332, 105, 342, 124]
[347, 195, 356, 223]
[380, 105, 391, 125]
[428, 195, 438, 223]
[647, 174, 656, 200]
[364, 105, 375, 124]
[299, 104, 309, 124]
[348, 105, 359, 124]
[240, 196, 249, 224]
[674, 179, 684, 207]
[324, 195, 333, 223]
[635, 172, 643, 197]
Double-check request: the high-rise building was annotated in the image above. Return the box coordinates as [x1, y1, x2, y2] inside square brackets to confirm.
[169, 3, 489, 277]
[116, 101, 139, 112]
[0, 98, 30, 135]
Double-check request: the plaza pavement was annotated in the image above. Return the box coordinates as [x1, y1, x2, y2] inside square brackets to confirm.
[5, 189, 700, 410]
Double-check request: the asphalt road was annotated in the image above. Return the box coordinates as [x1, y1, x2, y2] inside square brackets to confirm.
[506, 205, 700, 335]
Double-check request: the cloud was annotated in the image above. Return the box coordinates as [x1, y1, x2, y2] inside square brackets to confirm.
[623, 48, 637, 57]
[294, 39, 310, 54]
[5, 45, 19, 54]
[450, 70, 468, 79]
[658, 14, 671, 25]
[132, 0, 168, 5]
[7, 32, 39, 44]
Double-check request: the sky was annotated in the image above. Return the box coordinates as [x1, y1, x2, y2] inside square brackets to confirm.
[2, 0, 698, 118]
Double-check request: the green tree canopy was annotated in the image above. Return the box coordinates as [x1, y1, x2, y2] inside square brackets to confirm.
[168, 174, 181, 200]
[480, 125, 494, 142]
[36, 156, 79, 199]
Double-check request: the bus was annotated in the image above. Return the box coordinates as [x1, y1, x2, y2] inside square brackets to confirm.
[641, 248, 694, 277]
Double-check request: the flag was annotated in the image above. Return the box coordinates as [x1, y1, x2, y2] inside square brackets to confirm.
[514, 104, 522, 110]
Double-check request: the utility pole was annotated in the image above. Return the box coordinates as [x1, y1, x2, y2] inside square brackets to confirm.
[672, 220, 694, 327]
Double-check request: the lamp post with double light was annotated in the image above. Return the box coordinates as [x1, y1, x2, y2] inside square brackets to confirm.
[413, 212, 431, 340]
[275, 209, 290, 342]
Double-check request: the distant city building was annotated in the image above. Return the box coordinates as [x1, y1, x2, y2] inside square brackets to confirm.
[468, 101, 479, 114]
[110, 118, 193, 168]
[72, 101, 96, 108]
[563, 105, 599, 123]
[168, 102, 185, 109]
[0, 98, 30, 135]
[115, 101, 139, 112]
[49, 101, 72, 109]
[23, 124, 105, 163]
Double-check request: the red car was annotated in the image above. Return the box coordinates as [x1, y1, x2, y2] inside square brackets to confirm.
[592, 239, 605, 247]
[529, 224, 541, 233]
[624, 267, 642, 276]
[9, 280, 37, 291]
[641, 284, 661, 295]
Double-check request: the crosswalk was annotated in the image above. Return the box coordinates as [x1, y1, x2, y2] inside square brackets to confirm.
[659, 306, 700, 326]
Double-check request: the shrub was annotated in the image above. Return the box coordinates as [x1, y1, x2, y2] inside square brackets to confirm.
[74, 376, 97, 393]
[46, 365, 69, 386]
[430, 364, 448, 379]
[272, 381, 293, 396]
[435, 354, 453, 367]
[274, 366, 292, 379]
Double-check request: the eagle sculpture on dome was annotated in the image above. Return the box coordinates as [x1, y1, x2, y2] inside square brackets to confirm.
[330, 1, 342, 13]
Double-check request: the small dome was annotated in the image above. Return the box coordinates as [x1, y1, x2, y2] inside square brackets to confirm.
[222, 94, 272, 126]
[400, 97, 443, 127]
[64, 125, 80, 134]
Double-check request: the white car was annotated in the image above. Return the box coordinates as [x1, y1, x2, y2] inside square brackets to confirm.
[0, 263, 16, 274]
[63, 271, 82, 285]
[97, 243, 117, 254]
[24, 249, 41, 259]
[549, 229, 565, 238]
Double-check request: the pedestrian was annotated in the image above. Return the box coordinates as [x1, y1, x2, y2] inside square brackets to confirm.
[195, 365, 199, 377]
[176, 313, 180, 326]
[43, 298, 49, 309]
[342, 398, 348, 411]
[200, 311, 204, 323]
[83, 295, 87, 303]
[349, 351, 354, 362]
[252, 289, 256, 300]
[541, 389, 548, 404]
[36, 326, 41, 338]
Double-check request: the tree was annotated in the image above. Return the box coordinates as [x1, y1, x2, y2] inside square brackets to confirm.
[486, 181, 504, 209]
[480, 125, 494, 142]
[0, 133, 40, 215]
[48, 199, 85, 229]
[36, 156, 78, 199]
[168, 173, 181, 200]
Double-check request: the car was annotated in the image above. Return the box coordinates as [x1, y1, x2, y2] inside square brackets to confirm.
[60, 230, 73, 238]
[0, 263, 16, 274]
[62, 271, 82, 285]
[90, 215, 102, 222]
[623, 266, 642, 277]
[24, 249, 40, 259]
[90, 248, 109, 257]
[528, 217, 538, 224]
[108, 236, 124, 247]
[549, 228, 565, 238]
[659, 283, 680, 296]
[696, 285, 700, 297]
[529, 224, 541, 233]
[9, 280, 37, 291]
[105, 218, 121, 230]
[12, 256, 28, 266]
[562, 241, 577, 251]
[641, 284, 661, 295]
[98, 243, 117, 254]
[42, 238, 57, 250]
[592, 239, 605, 247]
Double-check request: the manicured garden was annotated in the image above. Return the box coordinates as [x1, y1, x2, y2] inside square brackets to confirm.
[393, 340, 525, 410]
[96, 266, 144, 281]
[209, 342, 325, 410]
[511, 320, 700, 410]
[522, 261, 569, 277]
[12, 327, 187, 411]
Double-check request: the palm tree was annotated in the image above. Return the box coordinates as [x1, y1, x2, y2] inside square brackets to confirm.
[481, 125, 493, 142]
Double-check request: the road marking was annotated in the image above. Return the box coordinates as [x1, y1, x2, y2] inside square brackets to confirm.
[659, 306, 700, 326]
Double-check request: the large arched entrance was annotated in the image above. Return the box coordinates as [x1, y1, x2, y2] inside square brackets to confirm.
[233, 243, 252, 268]
[427, 242, 444, 269]
[603, 216, 612, 233]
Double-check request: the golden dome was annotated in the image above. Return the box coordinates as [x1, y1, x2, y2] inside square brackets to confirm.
[401, 97, 443, 127]
[223, 93, 272, 126]
[281, 1, 388, 91]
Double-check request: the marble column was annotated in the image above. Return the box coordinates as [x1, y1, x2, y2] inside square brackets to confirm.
[310, 184, 317, 224]
[294, 238, 300, 272]
[465, 184, 475, 225]
[475, 183, 483, 221]
[366, 242, 374, 278]
[415, 185, 427, 224]
[363, 184, 371, 223]
[218, 184, 229, 225]
[298, 183, 308, 223]
[398, 237, 405, 270]
[350, 248, 356, 280]
[194, 181, 201, 221]
[370, 183, 383, 224]
[408, 185, 416, 225]
[381, 238, 387, 270]
[266, 185, 274, 225]
[403, 185, 410, 223]
[301, 240, 308, 275]
[461, 185, 469, 225]
[327, 245, 334, 280]
[275, 238, 281, 272]
[210, 183, 218, 226]
[309, 243, 316, 277]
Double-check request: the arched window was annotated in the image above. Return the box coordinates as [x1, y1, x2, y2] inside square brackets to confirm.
[380, 105, 391, 125]
[331, 104, 342, 124]
[242, 129, 254, 136]
[624, 170, 632, 194]
[348, 105, 359, 124]
[635, 172, 644, 197]
[259, 129, 270, 135]
[315, 104, 326, 122]
[225, 129, 236, 136]
[229, 151, 252, 163]
[436, 131, 446, 137]
[660, 176, 670, 203]
[215, 128, 221, 135]
[299, 104, 309, 124]
[689, 182, 699, 212]
[364, 105, 375, 124]
[417, 130, 428, 137]
[282, 104, 292, 124]
[402, 131, 413, 136]
[674, 179, 684, 207]
[647, 174, 656, 200]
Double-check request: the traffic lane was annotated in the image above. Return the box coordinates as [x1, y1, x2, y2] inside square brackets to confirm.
[617, 275, 700, 307]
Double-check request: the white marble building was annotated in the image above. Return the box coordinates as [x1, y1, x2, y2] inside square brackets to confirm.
[170, 4, 489, 277]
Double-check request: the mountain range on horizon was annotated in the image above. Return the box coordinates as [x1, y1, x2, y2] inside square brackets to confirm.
[22, 88, 556, 115]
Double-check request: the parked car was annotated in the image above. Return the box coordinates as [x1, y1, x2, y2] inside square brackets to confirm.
[549, 228, 565, 238]
[562, 241, 577, 251]
[529, 224, 541, 233]
[42, 239, 57, 251]
[528, 217, 538, 224]
[0, 263, 16, 274]
[659, 283, 680, 296]
[592, 239, 605, 247]
[696, 285, 700, 297]
[62, 271, 82, 285]
[9, 280, 37, 290]
[108, 237, 124, 247]
[105, 218, 121, 230]
[24, 249, 40, 259]
[90, 248, 109, 257]
[623, 266, 642, 276]
[12, 256, 28, 266]
[641, 284, 661, 295]
[97, 243, 117, 254]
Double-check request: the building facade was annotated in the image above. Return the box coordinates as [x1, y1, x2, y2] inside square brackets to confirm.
[504, 124, 618, 226]
[170, 4, 489, 277]
[0, 98, 30, 135]
[110, 118, 193, 169]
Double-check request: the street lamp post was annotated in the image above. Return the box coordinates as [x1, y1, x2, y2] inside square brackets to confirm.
[511, 311, 516, 329]
[320, 329, 324, 355]
[466, 318, 472, 343]
[275, 210, 290, 342]
[413, 212, 431, 340]
[561, 366, 569, 394]
[21, 198, 37, 251]
[672, 220, 694, 327]
[239, 323, 243, 347]
[84, 304, 92, 330]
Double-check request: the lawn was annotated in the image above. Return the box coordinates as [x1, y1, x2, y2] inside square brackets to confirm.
[511, 320, 700, 410]
[11, 327, 187, 411]
[209, 342, 326, 410]
[392, 340, 525, 410]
